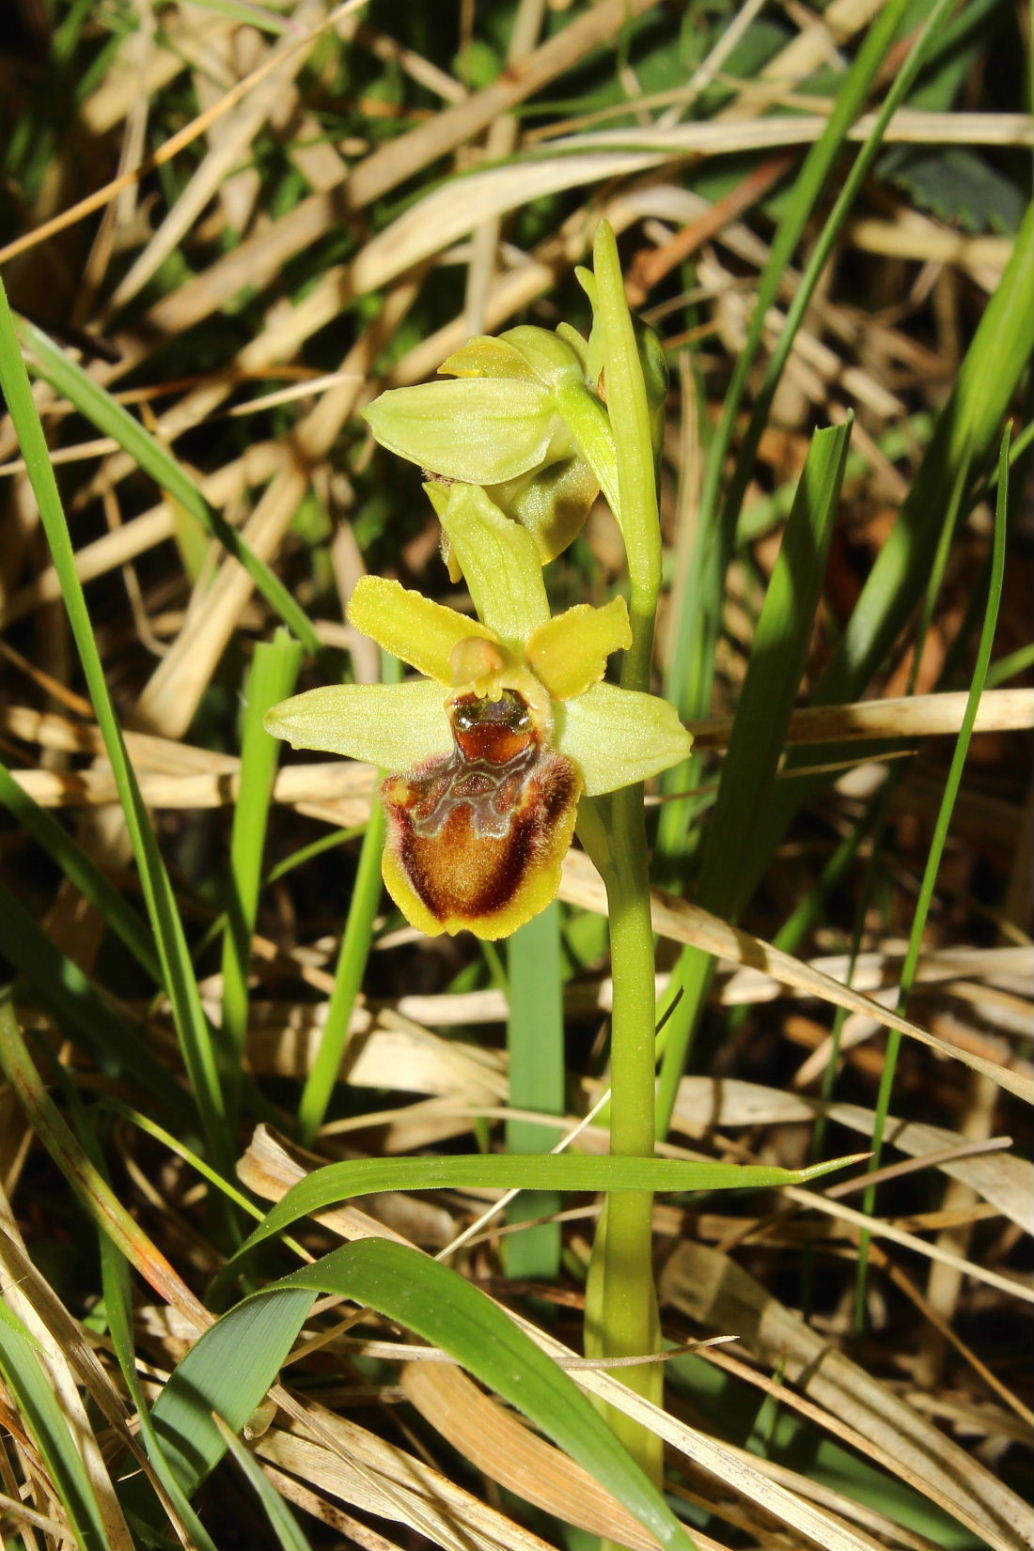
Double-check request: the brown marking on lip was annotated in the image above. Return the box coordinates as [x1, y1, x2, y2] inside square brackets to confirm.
[379, 686, 581, 936]
[386, 749, 578, 924]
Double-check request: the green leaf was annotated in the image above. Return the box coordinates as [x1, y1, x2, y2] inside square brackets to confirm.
[297, 650, 402, 1146]
[0, 1305, 116, 1551]
[220, 632, 303, 1105]
[0, 879, 191, 1121]
[152, 1289, 314, 1494]
[506, 903, 565, 1280]
[880, 145, 1026, 234]
[0, 760, 161, 984]
[216, 1415, 313, 1551]
[219, 1150, 857, 1282]
[0, 275, 231, 1174]
[166, 1240, 702, 1549]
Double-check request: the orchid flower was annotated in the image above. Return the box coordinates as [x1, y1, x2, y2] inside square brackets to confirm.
[363, 318, 665, 574]
[265, 484, 691, 939]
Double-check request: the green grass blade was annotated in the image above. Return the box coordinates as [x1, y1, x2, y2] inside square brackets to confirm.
[16, 313, 323, 656]
[0, 272, 229, 1174]
[986, 642, 1034, 687]
[215, 1416, 314, 1551]
[720, 0, 958, 558]
[0, 1306, 115, 1551]
[0, 758, 161, 983]
[660, 0, 961, 872]
[214, 1149, 859, 1294]
[823, 204, 1031, 703]
[506, 902, 565, 1280]
[663, 0, 916, 729]
[295, 803, 385, 1145]
[160, 1238, 702, 1550]
[98, 1230, 222, 1551]
[151, 1288, 314, 1494]
[220, 630, 302, 1107]
[297, 651, 400, 1145]
[0, 991, 199, 1287]
[0, 879, 190, 1118]
[855, 427, 1012, 1319]
[655, 421, 852, 1129]
[687, 203, 1034, 946]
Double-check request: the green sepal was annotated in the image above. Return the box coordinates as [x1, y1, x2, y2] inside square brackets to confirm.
[264, 680, 451, 768]
[554, 681, 693, 796]
[363, 377, 556, 484]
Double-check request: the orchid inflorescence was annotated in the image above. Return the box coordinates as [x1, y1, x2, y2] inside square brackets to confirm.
[265, 307, 692, 939]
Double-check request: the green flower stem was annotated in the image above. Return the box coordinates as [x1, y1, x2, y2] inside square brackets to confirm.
[580, 222, 666, 1508]
[580, 790, 664, 1490]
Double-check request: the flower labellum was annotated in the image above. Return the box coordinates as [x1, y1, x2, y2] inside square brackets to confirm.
[265, 485, 692, 939]
[380, 686, 581, 938]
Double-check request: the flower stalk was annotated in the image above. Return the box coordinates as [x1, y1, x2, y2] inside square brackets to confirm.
[577, 223, 667, 1504]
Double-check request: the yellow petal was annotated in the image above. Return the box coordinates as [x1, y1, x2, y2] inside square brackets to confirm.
[525, 598, 631, 701]
[347, 575, 498, 683]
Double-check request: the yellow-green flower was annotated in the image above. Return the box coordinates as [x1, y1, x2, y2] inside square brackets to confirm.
[265, 485, 691, 939]
[363, 326, 603, 571]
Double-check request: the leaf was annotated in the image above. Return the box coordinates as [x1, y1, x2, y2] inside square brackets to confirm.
[219, 1150, 858, 1282]
[0, 1305, 121, 1551]
[879, 145, 1026, 234]
[160, 1240, 700, 1550]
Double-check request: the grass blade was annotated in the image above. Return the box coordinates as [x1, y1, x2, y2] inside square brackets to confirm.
[682, 201, 1034, 966]
[16, 313, 323, 656]
[0, 1306, 117, 1551]
[220, 630, 302, 1111]
[855, 427, 1013, 1316]
[215, 1148, 860, 1293]
[656, 421, 852, 1127]
[158, 1238, 702, 1550]
[0, 878, 189, 1117]
[297, 653, 400, 1145]
[0, 759, 161, 982]
[0, 272, 230, 1174]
